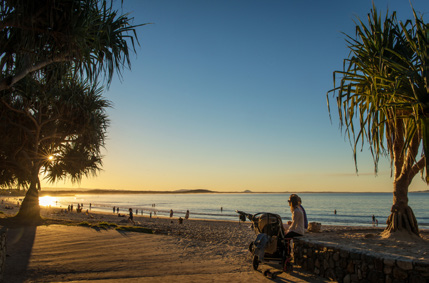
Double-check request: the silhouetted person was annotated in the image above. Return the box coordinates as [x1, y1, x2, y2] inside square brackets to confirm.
[128, 208, 135, 225]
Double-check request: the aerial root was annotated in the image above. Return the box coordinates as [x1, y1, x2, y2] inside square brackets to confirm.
[384, 206, 420, 237]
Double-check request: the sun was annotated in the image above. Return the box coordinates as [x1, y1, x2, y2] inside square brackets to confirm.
[39, 196, 57, 207]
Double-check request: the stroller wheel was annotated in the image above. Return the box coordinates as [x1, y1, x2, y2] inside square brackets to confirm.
[264, 269, 277, 279]
[271, 273, 277, 279]
[285, 261, 293, 273]
[263, 270, 270, 276]
[252, 255, 259, 270]
[248, 242, 254, 253]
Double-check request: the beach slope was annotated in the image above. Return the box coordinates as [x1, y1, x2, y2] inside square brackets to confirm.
[4, 224, 326, 282]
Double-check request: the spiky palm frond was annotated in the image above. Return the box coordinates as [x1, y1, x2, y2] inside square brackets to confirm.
[0, 0, 146, 90]
[327, 5, 427, 180]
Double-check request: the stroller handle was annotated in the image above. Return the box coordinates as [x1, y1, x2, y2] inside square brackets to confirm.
[235, 210, 254, 221]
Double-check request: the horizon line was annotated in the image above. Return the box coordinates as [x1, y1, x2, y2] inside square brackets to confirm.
[30, 188, 429, 195]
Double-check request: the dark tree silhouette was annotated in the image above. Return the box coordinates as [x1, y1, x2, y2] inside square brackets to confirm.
[1, 69, 110, 224]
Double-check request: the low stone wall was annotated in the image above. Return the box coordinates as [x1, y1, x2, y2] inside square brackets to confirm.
[293, 238, 429, 283]
[0, 227, 6, 282]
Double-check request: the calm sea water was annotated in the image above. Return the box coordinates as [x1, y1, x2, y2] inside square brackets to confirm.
[40, 192, 429, 229]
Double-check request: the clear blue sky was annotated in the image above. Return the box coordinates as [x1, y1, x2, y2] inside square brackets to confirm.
[44, 0, 429, 192]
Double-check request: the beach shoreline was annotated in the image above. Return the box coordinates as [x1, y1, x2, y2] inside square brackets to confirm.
[7, 192, 429, 229]
[1, 197, 428, 282]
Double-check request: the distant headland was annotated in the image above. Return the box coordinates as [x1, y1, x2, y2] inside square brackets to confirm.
[0, 188, 427, 197]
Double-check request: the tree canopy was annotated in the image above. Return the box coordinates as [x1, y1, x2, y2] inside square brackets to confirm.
[0, 0, 143, 224]
[0, 0, 144, 91]
[0, 70, 110, 189]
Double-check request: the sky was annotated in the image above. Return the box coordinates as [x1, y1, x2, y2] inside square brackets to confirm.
[43, 0, 429, 193]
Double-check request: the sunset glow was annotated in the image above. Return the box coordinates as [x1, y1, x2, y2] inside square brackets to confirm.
[39, 196, 57, 207]
[40, 0, 429, 193]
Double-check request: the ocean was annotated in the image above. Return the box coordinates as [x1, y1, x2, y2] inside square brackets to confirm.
[39, 192, 429, 229]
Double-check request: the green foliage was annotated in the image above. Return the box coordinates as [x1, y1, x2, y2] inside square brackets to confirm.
[78, 221, 118, 229]
[98, 222, 118, 228]
[115, 226, 154, 234]
[78, 221, 91, 227]
[77, 221, 152, 233]
[328, 4, 428, 182]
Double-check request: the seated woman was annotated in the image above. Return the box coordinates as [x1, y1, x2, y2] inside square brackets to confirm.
[284, 194, 305, 238]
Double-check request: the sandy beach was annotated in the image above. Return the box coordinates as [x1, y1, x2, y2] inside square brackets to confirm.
[1, 198, 428, 282]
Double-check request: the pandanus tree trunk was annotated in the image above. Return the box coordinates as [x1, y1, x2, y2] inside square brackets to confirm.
[384, 175, 419, 236]
[381, 121, 422, 237]
[14, 170, 42, 225]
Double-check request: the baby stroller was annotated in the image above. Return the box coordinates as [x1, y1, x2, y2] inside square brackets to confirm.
[236, 210, 294, 278]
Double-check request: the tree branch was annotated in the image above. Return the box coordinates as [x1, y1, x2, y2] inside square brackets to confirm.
[403, 129, 421, 175]
[410, 157, 425, 179]
[1, 98, 26, 115]
[393, 119, 405, 180]
[0, 56, 69, 91]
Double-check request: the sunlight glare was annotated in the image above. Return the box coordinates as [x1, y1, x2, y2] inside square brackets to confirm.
[39, 196, 57, 207]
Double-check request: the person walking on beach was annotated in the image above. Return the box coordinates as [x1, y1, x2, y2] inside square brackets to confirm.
[113, 206, 115, 213]
[284, 194, 305, 239]
[117, 207, 119, 213]
[185, 210, 189, 220]
[372, 215, 375, 226]
[128, 208, 135, 225]
[170, 209, 173, 218]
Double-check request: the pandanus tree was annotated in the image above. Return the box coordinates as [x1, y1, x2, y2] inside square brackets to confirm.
[0, 67, 111, 224]
[0, 0, 143, 224]
[328, 6, 429, 237]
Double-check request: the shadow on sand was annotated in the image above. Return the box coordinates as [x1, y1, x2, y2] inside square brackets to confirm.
[0, 218, 37, 283]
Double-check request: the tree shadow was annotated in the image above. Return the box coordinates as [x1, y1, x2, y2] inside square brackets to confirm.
[2, 223, 37, 283]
